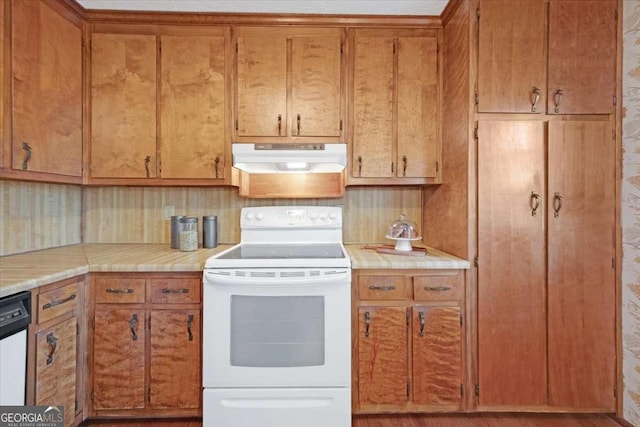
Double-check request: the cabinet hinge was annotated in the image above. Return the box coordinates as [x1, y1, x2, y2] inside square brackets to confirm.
[340, 43, 344, 56]
[407, 382, 411, 398]
[406, 309, 410, 325]
[391, 162, 395, 174]
[474, 92, 479, 106]
[75, 399, 78, 412]
[91, 389, 94, 401]
[461, 384, 464, 397]
[235, 119, 239, 131]
[91, 317, 95, 330]
[613, 129, 616, 140]
[436, 161, 439, 173]
[148, 314, 151, 330]
[614, 95, 617, 106]
[460, 313, 463, 327]
[158, 38, 161, 53]
[148, 387, 151, 402]
[340, 119, 343, 131]
[474, 255, 479, 268]
[473, 126, 479, 140]
[76, 321, 80, 336]
[475, 384, 479, 397]
[613, 257, 615, 269]
[615, 8, 618, 21]
[476, 6, 480, 20]
[393, 42, 396, 55]
[235, 42, 238, 54]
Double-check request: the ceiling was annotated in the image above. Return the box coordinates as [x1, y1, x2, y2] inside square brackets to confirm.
[75, 0, 450, 16]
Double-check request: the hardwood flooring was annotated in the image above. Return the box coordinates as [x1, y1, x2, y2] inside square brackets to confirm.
[82, 413, 626, 427]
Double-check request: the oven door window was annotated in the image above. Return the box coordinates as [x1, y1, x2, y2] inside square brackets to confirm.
[230, 295, 324, 367]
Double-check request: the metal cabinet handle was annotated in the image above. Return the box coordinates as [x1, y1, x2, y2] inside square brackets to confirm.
[21, 142, 32, 170]
[418, 311, 426, 337]
[402, 155, 407, 177]
[553, 192, 563, 218]
[106, 288, 133, 294]
[364, 311, 371, 337]
[46, 333, 58, 365]
[42, 294, 76, 310]
[424, 286, 452, 292]
[130, 314, 138, 341]
[144, 155, 151, 178]
[277, 114, 282, 136]
[214, 156, 220, 179]
[162, 288, 189, 294]
[358, 155, 363, 177]
[531, 87, 541, 112]
[369, 285, 396, 291]
[187, 314, 194, 341]
[530, 191, 540, 217]
[296, 114, 301, 135]
[553, 89, 564, 113]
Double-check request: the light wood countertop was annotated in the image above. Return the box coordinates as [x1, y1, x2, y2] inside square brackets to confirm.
[345, 244, 470, 270]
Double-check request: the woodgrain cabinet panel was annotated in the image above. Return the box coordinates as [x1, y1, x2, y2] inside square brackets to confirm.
[149, 277, 201, 304]
[12, 0, 82, 177]
[413, 272, 463, 302]
[160, 35, 227, 179]
[94, 278, 146, 303]
[93, 308, 146, 410]
[547, 121, 616, 409]
[358, 275, 409, 300]
[150, 310, 201, 409]
[477, 0, 545, 113]
[90, 33, 157, 178]
[477, 121, 547, 406]
[37, 281, 78, 324]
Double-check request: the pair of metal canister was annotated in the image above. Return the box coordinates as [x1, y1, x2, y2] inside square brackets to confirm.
[171, 215, 217, 249]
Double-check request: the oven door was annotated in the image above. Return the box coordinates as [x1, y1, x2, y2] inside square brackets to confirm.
[203, 268, 351, 388]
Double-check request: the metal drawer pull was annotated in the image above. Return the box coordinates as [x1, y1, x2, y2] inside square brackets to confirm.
[424, 286, 452, 292]
[46, 333, 58, 365]
[130, 314, 138, 341]
[369, 285, 396, 291]
[553, 192, 563, 218]
[21, 142, 32, 170]
[364, 311, 371, 337]
[530, 191, 540, 217]
[162, 288, 189, 294]
[553, 89, 564, 113]
[277, 114, 282, 136]
[418, 311, 426, 337]
[42, 294, 76, 310]
[531, 87, 541, 112]
[187, 314, 194, 342]
[297, 114, 301, 135]
[106, 288, 133, 294]
[144, 155, 151, 178]
[358, 155, 363, 177]
[402, 155, 407, 177]
[214, 156, 220, 179]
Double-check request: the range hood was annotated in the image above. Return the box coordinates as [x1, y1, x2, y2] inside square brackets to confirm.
[232, 143, 347, 174]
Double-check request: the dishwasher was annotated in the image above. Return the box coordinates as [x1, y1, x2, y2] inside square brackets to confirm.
[0, 291, 31, 405]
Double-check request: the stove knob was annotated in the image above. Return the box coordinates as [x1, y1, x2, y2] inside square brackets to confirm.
[320, 212, 328, 220]
[309, 212, 318, 221]
[245, 212, 255, 221]
[256, 213, 264, 221]
[329, 212, 338, 220]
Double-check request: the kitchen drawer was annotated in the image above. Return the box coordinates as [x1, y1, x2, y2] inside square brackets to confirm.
[358, 275, 410, 300]
[413, 272, 463, 301]
[149, 278, 201, 304]
[94, 278, 146, 303]
[38, 281, 79, 323]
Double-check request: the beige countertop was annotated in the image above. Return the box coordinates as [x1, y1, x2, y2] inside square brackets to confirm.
[1, 243, 469, 298]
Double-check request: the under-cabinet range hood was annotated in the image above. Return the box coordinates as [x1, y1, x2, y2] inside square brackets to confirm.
[232, 143, 347, 174]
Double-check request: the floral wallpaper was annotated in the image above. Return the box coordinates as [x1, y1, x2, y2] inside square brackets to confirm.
[623, 1, 640, 425]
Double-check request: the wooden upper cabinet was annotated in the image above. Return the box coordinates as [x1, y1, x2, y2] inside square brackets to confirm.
[351, 29, 439, 182]
[90, 33, 157, 179]
[234, 27, 344, 141]
[547, 0, 617, 114]
[160, 34, 227, 179]
[477, 0, 546, 113]
[11, 0, 82, 177]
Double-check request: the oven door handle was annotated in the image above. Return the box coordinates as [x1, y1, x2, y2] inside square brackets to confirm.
[204, 270, 351, 287]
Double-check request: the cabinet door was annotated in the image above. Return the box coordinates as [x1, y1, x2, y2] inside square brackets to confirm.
[12, 0, 82, 176]
[358, 306, 407, 407]
[547, 0, 617, 114]
[412, 306, 461, 406]
[477, 121, 547, 406]
[352, 36, 394, 178]
[150, 309, 201, 409]
[236, 32, 287, 137]
[477, 0, 545, 113]
[291, 36, 342, 138]
[160, 34, 227, 179]
[547, 121, 615, 409]
[35, 317, 76, 427]
[93, 308, 145, 410]
[397, 35, 438, 178]
[90, 33, 156, 178]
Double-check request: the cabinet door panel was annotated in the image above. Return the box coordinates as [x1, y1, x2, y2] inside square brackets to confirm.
[477, 0, 545, 113]
[477, 121, 547, 406]
[547, 121, 615, 409]
[93, 308, 145, 409]
[160, 35, 226, 179]
[291, 36, 342, 137]
[150, 310, 201, 409]
[236, 35, 287, 137]
[12, 0, 82, 176]
[397, 36, 438, 178]
[548, 1, 616, 114]
[358, 306, 407, 407]
[35, 318, 76, 427]
[90, 33, 156, 178]
[412, 306, 461, 406]
[352, 36, 394, 178]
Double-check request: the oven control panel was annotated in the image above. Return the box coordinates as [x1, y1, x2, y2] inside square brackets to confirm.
[241, 206, 342, 227]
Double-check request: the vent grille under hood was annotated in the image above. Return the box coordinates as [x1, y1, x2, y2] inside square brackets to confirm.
[232, 143, 347, 174]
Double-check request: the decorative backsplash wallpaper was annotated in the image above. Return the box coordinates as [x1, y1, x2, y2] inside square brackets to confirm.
[623, 1, 640, 424]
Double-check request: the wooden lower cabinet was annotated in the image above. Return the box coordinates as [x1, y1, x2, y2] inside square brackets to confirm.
[89, 273, 202, 417]
[353, 269, 465, 413]
[29, 276, 85, 427]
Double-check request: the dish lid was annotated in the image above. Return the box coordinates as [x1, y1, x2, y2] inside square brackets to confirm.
[387, 214, 420, 239]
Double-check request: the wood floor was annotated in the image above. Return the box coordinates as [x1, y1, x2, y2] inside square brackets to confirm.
[82, 413, 626, 427]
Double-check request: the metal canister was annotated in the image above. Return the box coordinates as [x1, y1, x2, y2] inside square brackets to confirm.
[203, 215, 218, 248]
[170, 215, 185, 249]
